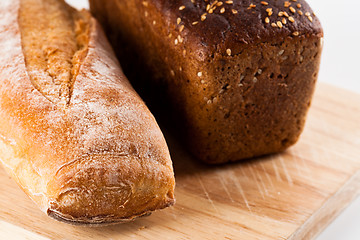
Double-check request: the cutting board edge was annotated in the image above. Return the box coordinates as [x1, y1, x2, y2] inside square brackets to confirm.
[289, 170, 360, 240]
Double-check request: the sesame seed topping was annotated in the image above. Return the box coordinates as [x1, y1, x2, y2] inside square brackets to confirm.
[292, 31, 299, 36]
[248, 3, 256, 9]
[261, 1, 269, 6]
[226, 48, 232, 56]
[298, 10, 303, 15]
[179, 5, 185, 11]
[142, 1, 148, 7]
[153, 20, 156, 25]
[266, 8, 273, 16]
[178, 35, 183, 43]
[220, 7, 225, 13]
[192, 21, 199, 25]
[289, 7, 296, 13]
[284, 1, 291, 8]
[265, 17, 270, 24]
[288, 16, 295, 22]
[277, 21, 283, 28]
[232, 9, 238, 14]
[297, 3, 301, 8]
[197, 72, 203, 77]
[282, 18, 287, 24]
[305, 12, 311, 17]
[271, 23, 277, 27]
[177, 17, 181, 25]
[308, 16, 313, 22]
[225, 1, 233, 4]
[179, 25, 184, 32]
[201, 13, 207, 21]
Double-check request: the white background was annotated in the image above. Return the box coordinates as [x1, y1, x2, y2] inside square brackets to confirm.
[66, 0, 360, 239]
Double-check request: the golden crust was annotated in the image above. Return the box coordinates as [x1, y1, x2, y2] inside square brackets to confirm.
[0, 0, 175, 225]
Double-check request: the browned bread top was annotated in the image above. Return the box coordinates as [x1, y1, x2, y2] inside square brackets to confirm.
[141, 0, 323, 58]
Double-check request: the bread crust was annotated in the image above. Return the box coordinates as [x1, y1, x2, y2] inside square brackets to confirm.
[90, 0, 323, 163]
[0, 0, 175, 225]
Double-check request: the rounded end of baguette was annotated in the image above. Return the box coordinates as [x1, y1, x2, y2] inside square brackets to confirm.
[46, 154, 175, 225]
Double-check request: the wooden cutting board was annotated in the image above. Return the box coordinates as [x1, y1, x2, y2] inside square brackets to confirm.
[0, 83, 359, 240]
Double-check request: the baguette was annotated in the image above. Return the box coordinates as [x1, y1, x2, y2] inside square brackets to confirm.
[90, 0, 323, 164]
[0, 0, 175, 225]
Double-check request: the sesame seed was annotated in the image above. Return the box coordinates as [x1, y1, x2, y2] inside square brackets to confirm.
[308, 16, 313, 22]
[289, 7, 296, 13]
[271, 23, 277, 27]
[201, 80, 205, 84]
[178, 35, 183, 43]
[174, 39, 178, 45]
[197, 72, 203, 77]
[179, 5, 185, 10]
[284, 1, 291, 7]
[265, 17, 270, 24]
[278, 12, 284, 17]
[217, 2, 223, 6]
[261, 1, 269, 6]
[153, 20, 156, 25]
[220, 7, 225, 13]
[144, 11, 148, 17]
[297, 3, 301, 8]
[207, 100, 212, 105]
[192, 21, 199, 25]
[226, 48, 232, 56]
[183, 49, 187, 56]
[170, 70, 175, 76]
[282, 18, 287, 24]
[177, 18, 181, 25]
[201, 13, 207, 21]
[298, 10, 303, 15]
[248, 3, 256, 9]
[278, 49, 285, 56]
[225, 0, 233, 4]
[232, 9, 238, 14]
[179, 25, 184, 32]
[277, 21, 283, 28]
[293, 31, 299, 36]
[142, 1, 148, 7]
[305, 12, 311, 16]
[253, 77, 258, 83]
[266, 8, 273, 16]
[283, 11, 289, 17]
[289, 16, 295, 22]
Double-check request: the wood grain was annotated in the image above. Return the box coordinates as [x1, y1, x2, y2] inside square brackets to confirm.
[0, 83, 359, 239]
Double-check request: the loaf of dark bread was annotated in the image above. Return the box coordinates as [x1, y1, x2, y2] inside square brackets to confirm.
[0, 0, 175, 225]
[90, 0, 323, 164]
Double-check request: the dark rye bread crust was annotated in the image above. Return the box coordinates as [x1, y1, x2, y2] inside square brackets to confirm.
[90, 0, 323, 163]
